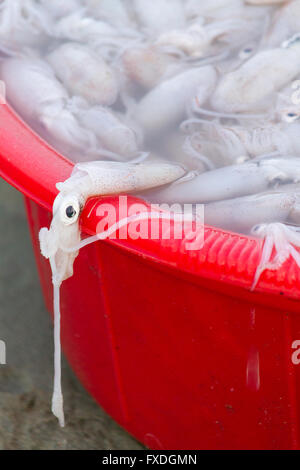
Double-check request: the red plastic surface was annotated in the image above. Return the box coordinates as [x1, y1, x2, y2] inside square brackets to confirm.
[1, 102, 300, 449]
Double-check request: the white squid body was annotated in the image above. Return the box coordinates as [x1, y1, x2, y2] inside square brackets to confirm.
[122, 45, 179, 90]
[161, 132, 209, 173]
[47, 43, 119, 106]
[182, 130, 248, 168]
[86, 0, 133, 27]
[246, 0, 287, 4]
[37, 0, 80, 18]
[1, 57, 67, 120]
[205, 189, 299, 234]
[263, 0, 300, 47]
[1, 57, 97, 156]
[185, 0, 244, 20]
[0, 0, 48, 52]
[39, 160, 185, 427]
[155, 19, 252, 59]
[133, 0, 186, 33]
[76, 106, 141, 160]
[211, 42, 300, 113]
[275, 82, 300, 122]
[136, 66, 217, 137]
[180, 131, 229, 168]
[146, 158, 300, 204]
[52, 10, 117, 43]
[193, 121, 300, 163]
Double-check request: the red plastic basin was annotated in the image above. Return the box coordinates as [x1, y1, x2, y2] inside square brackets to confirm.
[1, 103, 300, 450]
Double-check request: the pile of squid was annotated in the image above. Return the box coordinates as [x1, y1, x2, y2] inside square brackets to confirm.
[2, 0, 300, 425]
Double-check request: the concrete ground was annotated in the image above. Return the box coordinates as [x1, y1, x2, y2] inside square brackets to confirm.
[0, 178, 143, 450]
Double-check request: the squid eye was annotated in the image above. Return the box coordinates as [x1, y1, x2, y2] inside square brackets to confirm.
[66, 205, 77, 219]
[239, 47, 253, 60]
[284, 112, 299, 123]
[59, 197, 80, 225]
[251, 224, 265, 236]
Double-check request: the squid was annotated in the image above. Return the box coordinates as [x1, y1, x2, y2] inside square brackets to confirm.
[146, 158, 300, 204]
[211, 39, 300, 113]
[0, 0, 49, 53]
[39, 160, 185, 426]
[1, 57, 98, 159]
[133, 0, 185, 34]
[263, 0, 300, 47]
[135, 66, 217, 137]
[47, 42, 119, 106]
[181, 120, 300, 165]
[204, 187, 300, 233]
[155, 19, 253, 59]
